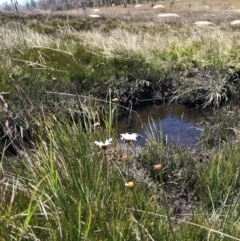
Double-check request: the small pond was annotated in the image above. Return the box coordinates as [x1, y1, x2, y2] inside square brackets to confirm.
[118, 103, 212, 147]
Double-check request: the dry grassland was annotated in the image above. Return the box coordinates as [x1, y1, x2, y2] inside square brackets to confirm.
[49, 0, 240, 21]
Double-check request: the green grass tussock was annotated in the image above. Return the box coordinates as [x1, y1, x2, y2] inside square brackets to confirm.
[1, 99, 240, 240]
[0, 114, 240, 240]
[197, 145, 240, 209]
[0, 117, 166, 240]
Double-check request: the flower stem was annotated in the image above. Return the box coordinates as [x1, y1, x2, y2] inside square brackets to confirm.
[159, 171, 175, 240]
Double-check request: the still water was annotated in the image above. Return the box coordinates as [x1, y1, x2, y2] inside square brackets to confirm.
[118, 103, 212, 147]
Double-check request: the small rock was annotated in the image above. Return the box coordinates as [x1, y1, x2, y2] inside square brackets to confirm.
[157, 13, 180, 18]
[135, 4, 142, 8]
[153, 4, 164, 9]
[230, 20, 240, 26]
[194, 21, 215, 26]
[92, 9, 100, 12]
[88, 14, 101, 18]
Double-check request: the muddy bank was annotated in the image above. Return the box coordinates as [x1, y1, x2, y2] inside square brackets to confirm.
[88, 67, 240, 109]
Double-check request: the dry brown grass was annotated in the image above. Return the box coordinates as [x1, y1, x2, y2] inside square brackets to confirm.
[48, 0, 240, 20]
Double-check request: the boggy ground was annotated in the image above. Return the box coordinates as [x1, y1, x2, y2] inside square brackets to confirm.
[1, 0, 240, 161]
[3, 0, 240, 109]
[2, 1, 240, 235]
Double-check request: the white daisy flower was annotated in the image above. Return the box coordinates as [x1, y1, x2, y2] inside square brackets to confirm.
[120, 133, 138, 143]
[94, 138, 112, 149]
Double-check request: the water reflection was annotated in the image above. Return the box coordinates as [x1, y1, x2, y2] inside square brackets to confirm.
[118, 103, 212, 147]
